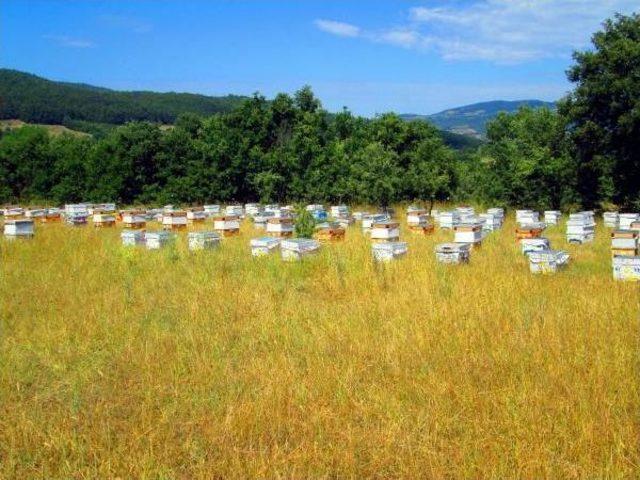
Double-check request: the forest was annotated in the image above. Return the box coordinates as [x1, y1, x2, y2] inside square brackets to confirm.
[1, 13, 638, 211]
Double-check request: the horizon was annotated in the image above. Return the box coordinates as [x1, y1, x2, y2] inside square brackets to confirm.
[2, 1, 638, 116]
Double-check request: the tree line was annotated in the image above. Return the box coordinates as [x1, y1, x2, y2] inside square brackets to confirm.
[1, 13, 638, 211]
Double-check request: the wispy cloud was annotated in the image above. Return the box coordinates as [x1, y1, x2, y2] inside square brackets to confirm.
[314, 19, 360, 38]
[43, 35, 94, 48]
[315, 1, 639, 64]
[100, 14, 152, 34]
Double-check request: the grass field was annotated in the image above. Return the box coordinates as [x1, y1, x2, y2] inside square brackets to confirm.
[1, 211, 638, 478]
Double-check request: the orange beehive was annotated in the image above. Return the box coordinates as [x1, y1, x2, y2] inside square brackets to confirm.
[315, 225, 346, 242]
[408, 224, 435, 235]
[516, 226, 544, 241]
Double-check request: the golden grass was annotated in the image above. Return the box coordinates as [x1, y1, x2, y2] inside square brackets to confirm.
[0, 212, 638, 478]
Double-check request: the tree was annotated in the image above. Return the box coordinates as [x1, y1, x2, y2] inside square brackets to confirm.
[561, 13, 640, 209]
[352, 142, 401, 210]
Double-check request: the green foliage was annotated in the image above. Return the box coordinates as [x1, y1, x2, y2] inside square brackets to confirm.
[293, 206, 316, 238]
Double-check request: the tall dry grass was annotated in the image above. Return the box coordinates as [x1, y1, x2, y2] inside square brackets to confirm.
[0, 211, 638, 478]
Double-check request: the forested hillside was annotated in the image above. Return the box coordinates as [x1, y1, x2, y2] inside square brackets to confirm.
[0, 69, 246, 125]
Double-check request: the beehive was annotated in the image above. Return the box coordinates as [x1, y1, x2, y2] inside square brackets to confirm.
[618, 213, 639, 231]
[213, 215, 240, 236]
[631, 221, 640, 233]
[266, 217, 294, 237]
[352, 211, 369, 221]
[407, 210, 428, 226]
[145, 231, 174, 250]
[455, 206, 475, 218]
[92, 211, 116, 227]
[336, 216, 355, 229]
[42, 208, 62, 223]
[121, 229, 146, 246]
[314, 222, 345, 242]
[515, 222, 546, 241]
[25, 208, 46, 219]
[612, 256, 640, 281]
[65, 204, 90, 217]
[544, 210, 562, 225]
[163, 205, 175, 213]
[372, 242, 408, 262]
[566, 213, 595, 244]
[310, 208, 328, 221]
[4, 218, 34, 237]
[603, 211, 619, 228]
[479, 213, 501, 232]
[528, 250, 570, 274]
[520, 237, 550, 255]
[250, 237, 281, 256]
[435, 243, 470, 264]
[204, 204, 221, 216]
[186, 209, 207, 223]
[438, 211, 460, 229]
[251, 213, 274, 230]
[281, 238, 320, 261]
[516, 210, 539, 225]
[245, 203, 262, 217]
[362, 214, 389, 232]
[225, 205, 245, 218]
[611, 230, 638, 256]
[162, 211, 188, 231]
[371, 221, 400, 242]
[408, 222, 435, 235]
[3, 206, 24, 218]
[330, 205, 350, 219]
[66, 213, 88, 226]
[188, 231, 220, 251]
[121, 210, 147, 229]
[454, 222, 483, 246]
[486, 207, 504, 220]
[89, 203, 116, 214]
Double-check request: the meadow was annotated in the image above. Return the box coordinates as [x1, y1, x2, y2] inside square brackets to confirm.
[0, 211, 638, 479]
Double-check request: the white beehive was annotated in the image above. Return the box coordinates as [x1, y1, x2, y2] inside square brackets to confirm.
[162, 211, 188, 230]
[188, 231, 220, 251]
[93, 211, 116, 227]
[25, 208, 46, 219]
[603, 212, 619, 228]
[66, 213, 88, 225]
[611, 230, 638, 256]
[566, 213, 595, 244]
[330, 205, 350, 218]
[372, 241, 408, 262]
[486, 207, 504, 220]
[528, 250, 570, 274]
[250, 237, 281, 256]
[362, 214, 389, 232]
[438, 211, 460, 229]
[90, 203, 116, 214]
[281, 238, 320, 261]
[407, 210, 428, 226]
[245, 203, 262, 217]
[186, 209, 207, 223]
[3, 206, 24, 218]
[612, 256, 640, 281]
[122, 211, 147, 229]
[4, 218, 34, 237]
[145, 231, 174, 250]
[306, 204, 324, 212]
[618, 213, 639, 231]
[544, 210, 562, 225]
[516, 210, 539, 225]
[520, 237, 550, 255]
[479, 213, 501, 232]
[336, 216, 355, 229]
[225, 205, 244, 218]
[454, 222, 483, 246]
[204, 204, 221, 216]
[121, 229, 145, 246]
[213, 215, 240, 236]
[353, 211, 369, 221]
[266, 217, 294, 237]
[65, 204, 90, 217]
[435, 243, 470, 264]
[455, 206, 475, 217]
[163, 205, 175, 213]
[370, 221, 400, 242]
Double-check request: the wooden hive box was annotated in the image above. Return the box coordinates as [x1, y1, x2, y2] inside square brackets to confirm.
[515, 222, 546, 241]
[145, 231, 175, 250]
[520, 237, 550, 255]
[188, 231, 220, 251]
[371, 221, 400, 242]
[213, 215, 240, 236]
[186, 208, 207, 223]
[611, 230, 638, 251]
[372, 241, 408, 262]
[250, 237, 281, 256]
[66, 213, 88, 226]
[4, 218, 34, 237]
[121, 229, 146, 246]
[618, 213, 639, 231]
[435, 242, 470, 264]
[162, 211, 188, 231]
[93, 210, 116, 227]
[122, 210, 147, 229]
[528, 250, 570, 274]
[454, 222, 483, 246]
[280, 238, 320, 261]
[41, 208, 62, 223]
[603, 211, 619, 228]
[544, 210, 562, 225]
[314, 222, 345, 242]
[612, 256, 640, 281]
[266, 217, 294, 237]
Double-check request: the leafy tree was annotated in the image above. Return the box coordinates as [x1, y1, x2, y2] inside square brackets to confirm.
[294, 205, 316, 238]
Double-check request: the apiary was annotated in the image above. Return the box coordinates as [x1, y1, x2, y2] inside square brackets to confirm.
[611, 230, 638, 256]
[520, 237, 550, 255]
[515, 222, 546, 241]
[265, 216, 293, 237]
[4, 218, 34, 237]
[438, 211, 460, 229]
[42, 208, 62, 223]
[516, 210, 539, 225]
[479, 213, 501, 232]
[454, 222, 483, 246]
[162, 211, 188, 231]
[372, 241, 408, 262]
[213, 215, 241, 236]
[528, 250, 570, 274]
[618, 213, 638, 231]
[93, 211, 116, 227]
[188, 231, 220, 251]
[612, 256, 640, 281]
[544, 210, 562, 225]
[250, 237, 281, 256]
[66, 213, 88, 226]
[435, 242, 471, 264]
[566, 213, 595, 244]
[186, 208, 206, 223]
[204, 204, 221, 216]
[281, 238, 320, 261]
[225, 205, 245, 218]
[314, 222, 345, 241]
[121, 229, 146, 246]
[122, 210, 146, 229]
[330, 205, 350, 219]
[145, 231, 174, 250]
[370, 221, 400, 242]
[603, 211, 619, 228]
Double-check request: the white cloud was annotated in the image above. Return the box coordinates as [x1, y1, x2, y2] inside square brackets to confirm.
[43, 35, 95, 48]
[315, 1, 639, 64]
[314, 19, 361, 38]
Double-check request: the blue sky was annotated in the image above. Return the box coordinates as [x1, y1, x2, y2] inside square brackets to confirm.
[2, 0, 638, 116]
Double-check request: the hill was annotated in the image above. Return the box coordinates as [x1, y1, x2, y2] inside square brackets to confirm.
[0, 69, 247, 125]
[402, 100, 557, 138]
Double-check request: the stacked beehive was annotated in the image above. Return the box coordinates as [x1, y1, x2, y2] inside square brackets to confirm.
[516, 210, 539, 225]
[479, 211, 502, 233]
[92, 209, 116, 227]
[204, 204, 221, 216]
[245, 203, 262, 217]
[162, 211, 188, 231]
[362, 213, 389, 234]
[566, 212, 595, 244]
[4, 218, 34, 237]
[250, 237, 281, 256]
[370, 220, 400, 243]
[407, 209, 434, 235]
[188, 231, 220, 251]
[65, 204, 90, 225]
[145, 231, 174, 250]
[520, 238, 550, 255]
[618, 213, 639, 231]
[307, 204, 327, 221]
[515, 222, 546, 241]
[266, 216, 294, 237]
[544, 210, 562, 225]
[121, 230, 145, 246]
[314, 221, 345, 242]
[438, 210, 460, 229]
[186, 208, 207, 224]
[611, 230, 638, 257]
[225, 205, 244, 218]
[122, 210, 147, 229]
[435, 243, 470, 264]
[213, 215, 241, 237]
[603, 211, 619, 228]
[281, 238, 320, 261]
[528, 250, 570, 274]
[372, 242, 408, 262]
[454, 221, 483, 248]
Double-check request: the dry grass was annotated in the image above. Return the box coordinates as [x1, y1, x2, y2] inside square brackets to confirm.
[0, 211, 638, 479]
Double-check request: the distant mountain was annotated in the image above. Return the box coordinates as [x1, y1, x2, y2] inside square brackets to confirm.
[0, 69, 247, 126]
[401, 100, 557, 138]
